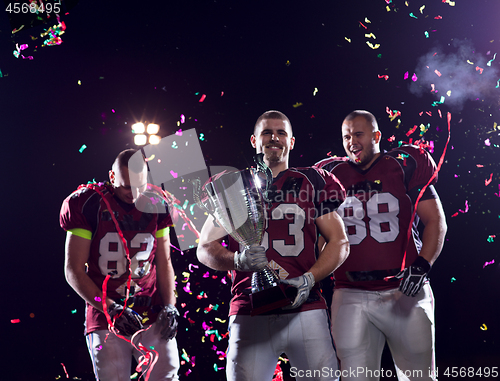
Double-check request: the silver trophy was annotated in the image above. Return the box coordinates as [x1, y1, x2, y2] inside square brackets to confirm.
[193, 154, 290, 315]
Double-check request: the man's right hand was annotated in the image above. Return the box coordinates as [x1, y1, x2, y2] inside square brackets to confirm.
[108, 302, 144, 336]
[234, 245, 268, 272]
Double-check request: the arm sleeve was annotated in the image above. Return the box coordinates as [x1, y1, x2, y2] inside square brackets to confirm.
[314, 168, 346, 217]
[399, 146, 438, 203]
[59, 187, 95, 233]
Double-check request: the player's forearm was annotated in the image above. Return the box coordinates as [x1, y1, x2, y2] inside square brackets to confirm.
[197, 241, 236, 271]
[65, 268, 113, 312]
[418, 217, 447, 265]
[308, 238, 349, 282]
[156, 260, 177, 306]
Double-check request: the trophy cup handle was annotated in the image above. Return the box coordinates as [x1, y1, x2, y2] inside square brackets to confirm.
[253, 153, 273, 203]
[191, 178, 215, 215]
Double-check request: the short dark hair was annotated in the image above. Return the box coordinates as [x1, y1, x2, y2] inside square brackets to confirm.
[112, 149, 146, 173]
[254, 110, 292, 135]
[344, 110, 379, 131]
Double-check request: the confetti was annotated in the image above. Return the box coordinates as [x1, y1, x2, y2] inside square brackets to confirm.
[366, 41, 381, 49]
[451, 277, 457, 282]
[485, 173, 493, 186]
[483, 259, 495, 268]
[199, 94, 206, 102]
[378, 74, 389, 80]
[480, 324, 487, 331]
[11, 319, 20, 323]
[487, 53, 497, 66]
[79, 144, 87, 153]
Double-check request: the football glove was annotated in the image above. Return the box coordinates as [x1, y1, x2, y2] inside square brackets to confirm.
[281, 272, 315, 309]
[108, 303, 144, 336]
[155, 304, 180, 341]
[395, 256, 431, 297]
[234, 245, 268, 272]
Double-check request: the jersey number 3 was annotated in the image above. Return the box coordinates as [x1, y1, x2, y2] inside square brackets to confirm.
[338, 193, 399, 245]
[98, 232, 154, 278]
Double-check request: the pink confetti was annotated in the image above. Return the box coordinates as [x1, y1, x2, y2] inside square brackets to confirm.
[494, 184, 500, 197]
[94, 296, 101, 302]
[404, 71, 409, 80]
[459, 200, 469, 213]
[477, 164, 484, 167]
[170, 170, 178, 178]
[485, 173, 493, 186]
[412, 73, 418, 81]
[175, 129, 183, 136]
[203, 271, 210, 278]
[378, 74, 389, 80]
[183, 282, 192, 294]
[61, 363, 69, 379]
[11, 319, 20, 324]
[483, 260, 495, 268]
[485, 138, 491, 146]
[387, 135, 396, 142]
[476, 66, 484, 74]
[199, 94, 206, 102]
[435, 69, 442, 77]
[188, 263, 199, 272]
[180, 114, 185, 124]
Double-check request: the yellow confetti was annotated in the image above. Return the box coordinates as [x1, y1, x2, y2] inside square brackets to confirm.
[467, 60, 474, 65]
[286, 60, 291, 66]
[292, 102, 303, 108]
[386, 5, 391, 11]
[395, 119, 401, 129]
[78, 80, 82, 85]
[345, 37, 351, 43]
[313, 87, 319, 96]
[405, 1, 408, 5]
[215, 317, 227, 323]
[419, 5, 425, 13]
[480, 324, 487, 331]
[364, 17, 371, 23]
[142, 317, 150, 324]
[446, 90, 451, 96]
[364, 33, 376, 39]
[366, 41, 381, 49]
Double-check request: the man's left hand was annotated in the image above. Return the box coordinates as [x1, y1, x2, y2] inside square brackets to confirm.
[155, 304, 180, 340]
[281, 272, 315, 309]
[395, 256, 431, 297]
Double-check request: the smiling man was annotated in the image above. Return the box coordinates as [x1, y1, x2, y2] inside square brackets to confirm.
[315, 110, 447, 381]
[197, 110, 349, 381]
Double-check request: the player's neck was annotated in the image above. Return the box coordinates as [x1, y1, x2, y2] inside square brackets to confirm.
[359, 152, 381, 171]
[266, 160, 288, 178]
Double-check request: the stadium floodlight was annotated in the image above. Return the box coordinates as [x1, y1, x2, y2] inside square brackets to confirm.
[134, 134, 147, 146]
[147, 123, 160, 135]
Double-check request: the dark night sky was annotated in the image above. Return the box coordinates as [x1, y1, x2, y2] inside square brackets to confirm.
[1, 1, 499, 380]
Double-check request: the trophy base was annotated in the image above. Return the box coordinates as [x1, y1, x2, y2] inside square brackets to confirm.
[249, 284, 291, 316]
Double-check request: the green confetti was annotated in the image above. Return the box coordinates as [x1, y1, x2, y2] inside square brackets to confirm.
[487, 236, 495, 242]
[71, 309, 77, 314]
[79, 144, 87, 153]
[424, 31, 429, 38]
[451, 277, 457, 282]
[409, 12, 418, 19]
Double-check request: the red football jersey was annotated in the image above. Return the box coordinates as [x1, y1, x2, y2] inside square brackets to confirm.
[60, 184, 172, 334]
[228, 167, 345, 315]
[315, 145, 437, 291]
